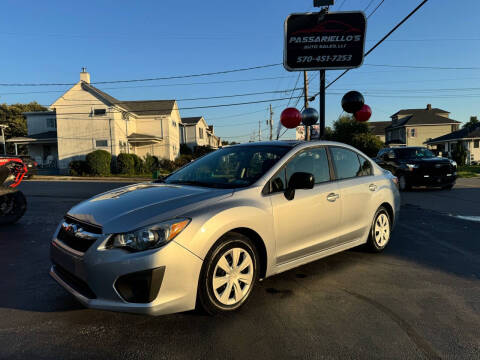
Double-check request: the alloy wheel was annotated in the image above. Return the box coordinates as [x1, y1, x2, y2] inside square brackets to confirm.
[212, 247, 254, 306]
[374, 213, 390, 247]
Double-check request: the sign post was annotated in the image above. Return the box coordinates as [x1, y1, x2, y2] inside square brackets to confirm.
[284, 6, 366, 139]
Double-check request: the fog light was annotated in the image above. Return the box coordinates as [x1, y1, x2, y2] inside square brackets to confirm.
[115, 267, 165, 303]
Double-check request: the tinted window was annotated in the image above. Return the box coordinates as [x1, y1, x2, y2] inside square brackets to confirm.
[286, 147, 330, 185]
[330, 147, 362, 180]
[357, 155, 373, 176]
[396, 147, 435, 159]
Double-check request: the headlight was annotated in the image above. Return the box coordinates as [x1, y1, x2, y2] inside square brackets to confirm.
[109, 218, 190, 251]
[403, 163, 419, 171]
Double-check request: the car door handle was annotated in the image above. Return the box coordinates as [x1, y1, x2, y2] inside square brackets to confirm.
[369, 184, 377, 192]
[327, 193, 339, 202]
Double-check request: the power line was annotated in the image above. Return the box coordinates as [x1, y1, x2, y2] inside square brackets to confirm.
[364, 63, 480, 70]
[367, 0, 385, 19]
[0, 63, 282, 87]
[363, 0, 376, 12]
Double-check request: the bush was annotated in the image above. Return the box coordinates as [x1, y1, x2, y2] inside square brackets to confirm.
[159, 159, 176, 173]
[180, 144, 193, 155]
[116, 153, 135, 175]
[130, 154, 145, 174]
[452, 143, 467, 166]
[193, 145, 215, 158]
[69, 160, 89, 176]
[85, 150, 111, 176]
[174, 154, 193, 168]
[145, 154, 159, 173]
[351, 133, 384, 158]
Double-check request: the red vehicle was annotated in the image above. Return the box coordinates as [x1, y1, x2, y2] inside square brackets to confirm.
[0, 157, 28, 225]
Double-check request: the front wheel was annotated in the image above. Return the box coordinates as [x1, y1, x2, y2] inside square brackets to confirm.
[367, 206, 391, 252]
[0, 190, 27, 225]
[197, 232, 259, 315]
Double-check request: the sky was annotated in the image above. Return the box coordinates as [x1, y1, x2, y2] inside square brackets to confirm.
[1, 0, 480, 142]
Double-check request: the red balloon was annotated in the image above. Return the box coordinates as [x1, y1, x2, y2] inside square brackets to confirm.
[280, 107, 302, 129]
[354, 104, 372, 122]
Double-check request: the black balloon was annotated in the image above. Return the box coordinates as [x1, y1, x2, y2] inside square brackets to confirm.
[301, 107, 319, 126]
[341, 91, 365, 114]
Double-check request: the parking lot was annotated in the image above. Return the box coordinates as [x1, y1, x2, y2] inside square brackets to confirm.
[1, 179, 479, 359]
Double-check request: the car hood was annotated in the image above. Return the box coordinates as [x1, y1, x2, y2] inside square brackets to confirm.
[399, 157, 452, 165]
[67, 183, 233, 233]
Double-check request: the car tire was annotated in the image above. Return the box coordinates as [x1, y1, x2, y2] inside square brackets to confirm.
[398, 175, 410, 191]
[197, 232, 259, 315]
[367, 206, 391, 253]
[0, 190, 27, 225]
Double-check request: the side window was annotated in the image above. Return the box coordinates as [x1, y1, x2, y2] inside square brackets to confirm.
[357, 155, 373, 176]
[286, 147, 330, 185]
[330, 147, 362, 180]
[269, 169, 286, 193]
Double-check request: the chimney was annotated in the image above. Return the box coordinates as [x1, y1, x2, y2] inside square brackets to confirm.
[80, 67, 90, 83]
[426, 104, 432, 111]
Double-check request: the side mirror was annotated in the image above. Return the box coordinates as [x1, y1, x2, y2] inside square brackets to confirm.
[284, 172, 315, 200]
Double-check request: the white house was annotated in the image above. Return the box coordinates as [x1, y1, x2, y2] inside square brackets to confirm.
[179, 116, 220, 150]
[9, 69, 181, 172]
[425, 124, 480, 164]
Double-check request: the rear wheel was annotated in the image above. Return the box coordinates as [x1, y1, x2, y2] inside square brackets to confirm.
[398, 175, 410, 191]
[367, 206, 391, 252]
[0, 190, 27, 225]
[197, 232, 259, 315]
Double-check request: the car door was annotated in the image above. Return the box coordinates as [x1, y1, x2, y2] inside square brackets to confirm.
[268, 146, 342, 265]
[329, 146, 376, 242]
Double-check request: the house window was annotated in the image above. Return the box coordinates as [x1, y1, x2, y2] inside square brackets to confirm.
[46, 118, 57, 129]
[410, 128, 416, 137]
[475, 140, 479, 148]
[199, 128, 204, 139]
[95, 139, 108, 147]
[94, 108, 106, 116]
[172, 120, 177, 127]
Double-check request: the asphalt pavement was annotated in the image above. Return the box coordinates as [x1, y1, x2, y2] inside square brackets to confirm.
[0, 180, 479, 359]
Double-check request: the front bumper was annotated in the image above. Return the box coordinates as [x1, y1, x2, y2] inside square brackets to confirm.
[405, 171, 457, 187]
[50, 232, 203, 316]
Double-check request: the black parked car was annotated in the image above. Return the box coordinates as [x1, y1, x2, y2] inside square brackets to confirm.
[374, 147, 457, 191]
[17, 156, 38, 178]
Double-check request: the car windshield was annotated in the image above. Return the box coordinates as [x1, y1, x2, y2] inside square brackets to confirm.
[164, 145, 291, 189]
[396, 148, 435, 159]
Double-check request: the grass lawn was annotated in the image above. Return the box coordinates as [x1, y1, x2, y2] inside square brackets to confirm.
[458, 165, 480, 178]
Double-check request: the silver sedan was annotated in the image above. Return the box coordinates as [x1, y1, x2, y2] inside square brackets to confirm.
[50, 141, 400, 315]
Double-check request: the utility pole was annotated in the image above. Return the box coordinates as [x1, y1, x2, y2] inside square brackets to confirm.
[319, 69, 326, 139]
[0, 124, 8, 155]
[268, 104, 273, 141]
[258, 119, 262, 141]
[303, 71, 310, 141]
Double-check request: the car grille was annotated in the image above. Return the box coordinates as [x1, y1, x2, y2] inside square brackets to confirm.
[53, 263, 96, 299]
[57, 216, 103, 253]
[420, 163, 453, 176]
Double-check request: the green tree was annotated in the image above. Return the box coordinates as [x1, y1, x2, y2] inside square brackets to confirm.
[462, 116, 479, 130]
[0, 102, 48, 153]
[327, 115, 384, 157]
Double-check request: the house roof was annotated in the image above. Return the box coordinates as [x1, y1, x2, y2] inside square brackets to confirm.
[368, 121, 390, 136]
[181, 117, 203, 125]
[426, 124, 480, 143]
[391, 108, 450, 117]
[6, 131, 57, 143]
[386, 113, 460, 129]
[82, 82, 176, 116]
[127, 132, 162, 140]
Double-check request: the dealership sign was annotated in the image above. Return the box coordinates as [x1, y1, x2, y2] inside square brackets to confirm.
[284, 11, 367, 71]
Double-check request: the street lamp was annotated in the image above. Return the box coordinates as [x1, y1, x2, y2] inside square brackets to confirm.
[0, 124, 8, 155]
